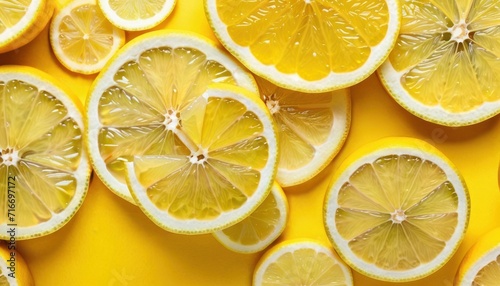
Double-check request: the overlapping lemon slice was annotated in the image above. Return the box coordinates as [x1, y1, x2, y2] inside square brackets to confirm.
[0, 241, 33, 285]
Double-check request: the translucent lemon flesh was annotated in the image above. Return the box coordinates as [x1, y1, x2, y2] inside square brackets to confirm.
[216, 0, 390, 80]
[391, 0, 500, 113]
[0, 80, 81, 227]
[473, 255, 500, 285]
[0, 0, 30, 34]
[336, 154, 458, 271]
[109, 0, 167, 20]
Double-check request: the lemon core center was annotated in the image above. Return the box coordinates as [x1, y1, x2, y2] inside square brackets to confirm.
[189, 150, 208, 165]
[164, 109, 181, 130]
[0, 148, 19, 166]
[449, 20, 470, 43]
[390, 209, 407, 224]
[264, 96, 280, 114]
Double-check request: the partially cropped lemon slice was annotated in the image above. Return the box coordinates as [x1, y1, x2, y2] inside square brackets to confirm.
[455, 228, 500, 285]
[49, 0, 125, 75]
[379, 0, 500, 126]
[0, 0, 54, 53]
[213, 182, 288, 253]
[0, 66, 91, 239]
[0, 241, 33, 285]
[253, 239, 353, 285]
[86, 30, 259, 203]
[324, 137, 469, 282]
[256, 77, 350, 187]
[125, 84, 277, 234]
[205, 0, 401, 92]
[98, 0, 176, 31]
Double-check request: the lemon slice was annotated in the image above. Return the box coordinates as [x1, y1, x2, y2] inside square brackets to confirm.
[253, 239, 353, 285]
[0, 241, 33, 285]
[86, 30, 259, 203]
[49, 0, 125, 75]
[0, 66, 91, 239]
[256, 77, 350, 187]
[455, 228, 500, 285]
[379, 0, 500, 126]
[205, 0, 401, 92]
[213, 182, 288, 253]
[324, 137, 470, 282]
[97, 0, 176, 31]
[125, 84, 277, 234]
[0, 0, 54, 53]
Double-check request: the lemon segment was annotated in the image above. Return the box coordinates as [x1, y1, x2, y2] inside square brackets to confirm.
[49, 0, 126, 75]
[324, 137, 469, 282]
[0, 241, 34, 285]
[125, 84, 278, 234]
[86, 30, 259, 203]
[0, 66, 91, 239]
[205, 0, 401, 92]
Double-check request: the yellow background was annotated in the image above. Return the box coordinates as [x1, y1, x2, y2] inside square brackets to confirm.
[1, 0, 499, 285]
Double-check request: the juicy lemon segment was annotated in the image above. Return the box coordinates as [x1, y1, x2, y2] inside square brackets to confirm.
[0, 66, 90, 239]
[253, 240, 353, 286]
[256, 76, 350, 187]
[213, 182, 288, 253]
[126, 85, 277, 234]
[86, 30, 259, 203]
[206, 0, 401, 92]
[379, 0, 500, 126]
[50, 0, 125, 74]
[324, 137, 469, 282]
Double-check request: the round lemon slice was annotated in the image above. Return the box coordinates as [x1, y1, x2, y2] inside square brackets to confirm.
[0, 241, 33, 285]
[97, 0, 176, 31]
[256, 76, 350, 187]
[0, 0, 54, 53]
[86, 30, 259, 203]
[125, 84, 277, 234]
[0, 66, 91, 239]
[379, 0, 500, 126]
[49, 0, 126, 75]
[253, 239, 353, 285]
[213, 182, 288, 253]
[205, 0, 401, 92]
[324, 137, 470, 282]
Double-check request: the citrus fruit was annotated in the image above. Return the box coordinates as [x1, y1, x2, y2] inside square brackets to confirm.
[49, 0, 126, 75]
[97, 0, 176, 31]
[378, 0, 500, 126]
[85, 30, 259, 203]
[125, 84, 278, 234]
[0, 241, 34, 285]
[323, 137, 470, 281]
[253, 239, 353, 285]
[256, 76, 350, 187]
[455, 228, 500, 285]
[0, 0, 54, 53]
[205, 0, 401, 92]
[213, 182, 288, 253]
[0, 65, 91, 239]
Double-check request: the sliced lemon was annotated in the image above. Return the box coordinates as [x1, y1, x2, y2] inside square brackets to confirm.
[324, 137, 470, 282]
[253, 239, 353, 285]
[125, 84, 277, 234]
[213, 181, 288, 253]
[86, 30, 259, 203]
[455, 228, 500, 285]
[0, 65, 91, 239]
[0, 0, 54, 53]
[256, 76, 350, 187]
[97, 0, 176, 31]
[49, 0, 125, 75]
[205, 0, 401, 92]
[379, 0, 500, 126]
[0, 241, 33, 285]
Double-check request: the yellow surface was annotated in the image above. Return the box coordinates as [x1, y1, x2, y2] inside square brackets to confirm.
[0, 0, 499, 285]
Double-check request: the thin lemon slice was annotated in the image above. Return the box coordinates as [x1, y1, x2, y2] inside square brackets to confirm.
[125, 84, 278, 234]
[455, 228, 500, 285]
[0, 241, 33, 285]
[49, 0, 125, 75]
[324, 137, 469, 282]
[98, 0, 176, 31]
[253, 239, 353, 285]
[256, 76, 350, 187]
[0, 66, 91, 239]
[0, 0, 54, 53]
[86, 30, 259, 203]
[213, 182, 288, 253]
[205, 0, 401, 92]
[379, 0, 500, 126]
